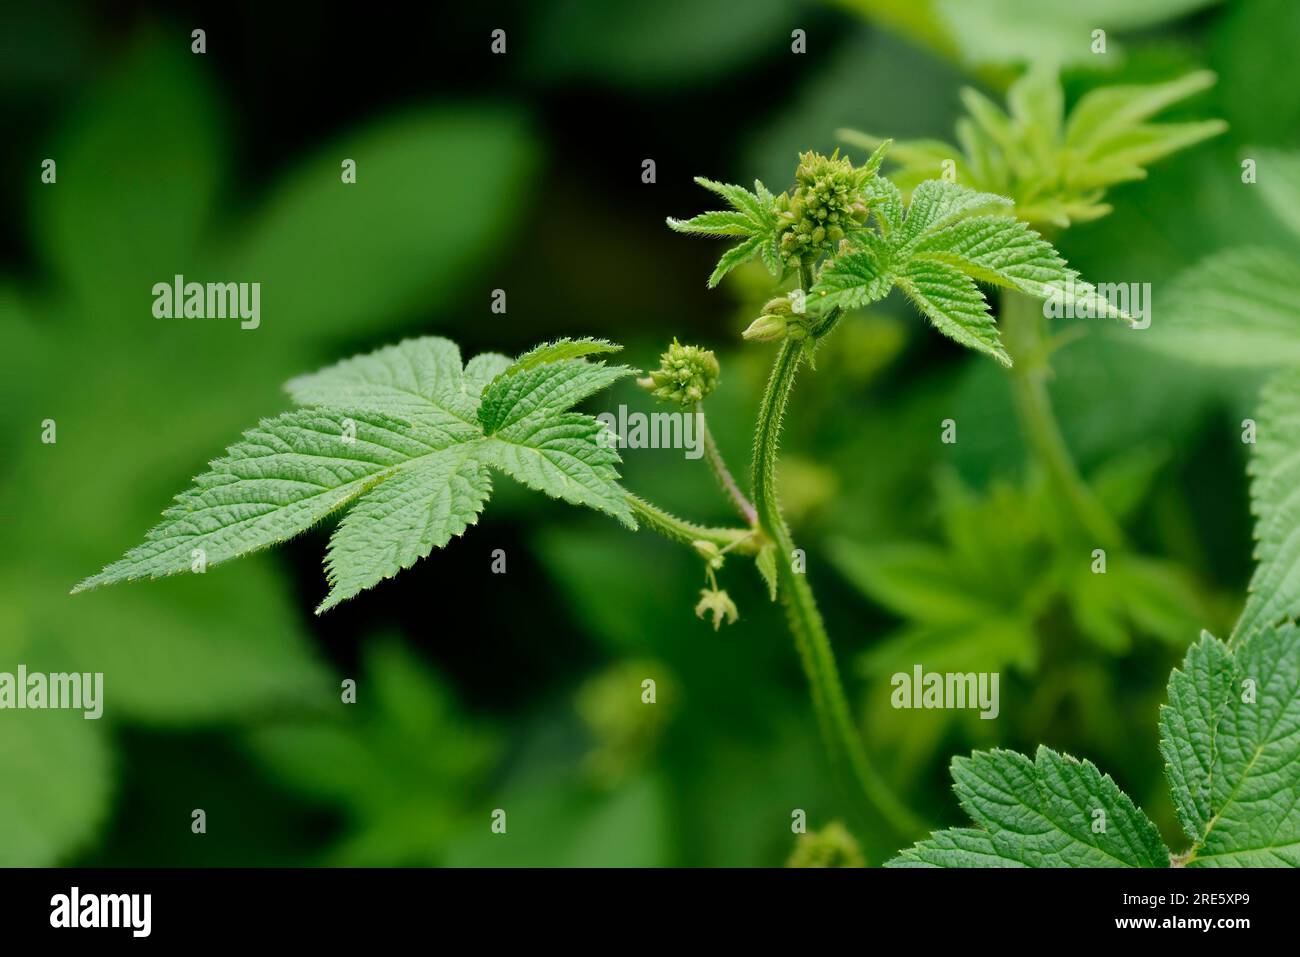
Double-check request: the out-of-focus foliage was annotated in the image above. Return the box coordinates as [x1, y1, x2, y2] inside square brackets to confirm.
[0, 28, 535, 864]
[834, 0, 1222, 70]
[246, 638, 497, 865]
[527, 0, 793, 89]
[842, 67, 1225, 227]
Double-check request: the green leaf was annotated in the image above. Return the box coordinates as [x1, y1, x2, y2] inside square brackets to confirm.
[865, 175, 906, 235]
[893, 179, 1011, 251]
[219, 107, 537, 343]
[858, 618, 1038, 678]
[692, 177, 774, 223]
[526, 0, 792, 90]
[1236, 372, 1300, 641]
[707, 233, 767, 288]
[246, 636, 498, 865]
[810, 177, 1118, 363]
[73, 406, 436, 592]
[1146, 247, 1300, 368]
[1071, 121, 1229, 189]
[889, 745, 1170, 867]
[76, 336, 635, 608]
[662, 210, 755, 236]
[286, 336, 485, 432]
[0, 711, 112, 866]
[668, 177, 780, 287]
[811, 234, 895, 310]
[1160, 625, 1300, 866]
[477, 358, 632, 436]
[829, 539, 997, 625]
[47, 562, 332, 723]
[913, 215, 1126, 320]
[479, 413, 635, 528]
[1066, 70, 1216, 151]
[846, 67, 1223, 229]
[500, 337, 623, 376]
[931, 0, 1221, 70]
[897, 257, 1011, 366]
[318, 448, 492, 613]
[463, 352, 514, 396]
[1255, 148, 1300, 242]
[31, 35, 223, 307]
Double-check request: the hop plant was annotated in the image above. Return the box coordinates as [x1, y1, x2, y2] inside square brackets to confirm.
[639, 339, 720, 405]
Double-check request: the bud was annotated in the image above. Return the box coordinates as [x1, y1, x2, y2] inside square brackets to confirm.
[695, 586, 739, 631]
[743, 312, 787, 343]
[778, 149, 876, 268]
[642, 339, 720, 405]
[691, 540, 725, 570]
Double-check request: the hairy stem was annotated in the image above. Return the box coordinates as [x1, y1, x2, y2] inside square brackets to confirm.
[1000, 289, 1124, 548]
[751, 331, 924, 840]
[625, 491, 759, 554]
[696, 404, 758, 526]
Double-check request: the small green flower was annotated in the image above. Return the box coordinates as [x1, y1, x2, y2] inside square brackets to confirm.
[640, 339, 720, 405]
[695, 586, 738, 630]
[776, 150, 873, 268]
[787, 821, 866, 868]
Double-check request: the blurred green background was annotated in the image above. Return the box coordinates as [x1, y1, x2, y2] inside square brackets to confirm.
[0, 0, 1293, 866]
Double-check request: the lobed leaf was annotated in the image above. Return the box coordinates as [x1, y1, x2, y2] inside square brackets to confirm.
[77, 335, 636, 607]
[847, 67, 1223, 229]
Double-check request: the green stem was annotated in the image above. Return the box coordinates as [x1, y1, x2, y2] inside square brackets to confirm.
[751, 334, 925, 840]
[624, 491, 759, 554]
[696, 404, 758, 527]
[1000, 289, 1124, 548]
